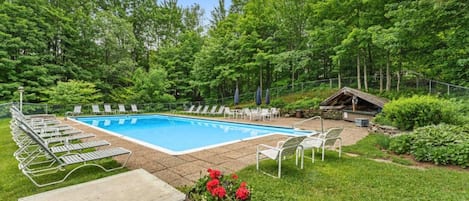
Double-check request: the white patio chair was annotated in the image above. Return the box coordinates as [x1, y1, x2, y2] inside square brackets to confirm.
[223, 107, 235, 118]
[256, 135, 306, 178]
[300, 128, 343, 163]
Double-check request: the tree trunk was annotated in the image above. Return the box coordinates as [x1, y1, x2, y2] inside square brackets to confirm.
[379, 66, 383, 93]
[386, 51, 391, 91]
[291, 60, 295, 92]
[357, 52, 361, 89]
[338, 59, 342, 89]
[396, 71, 401, 92]
[259, 64, 263, 92]
[363, 55, 368, 92]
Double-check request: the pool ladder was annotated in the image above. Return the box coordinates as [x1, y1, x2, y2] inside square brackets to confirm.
[292, 116, 324, 134]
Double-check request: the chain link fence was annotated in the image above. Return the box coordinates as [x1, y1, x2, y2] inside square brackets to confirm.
[1, 76, 467, 117]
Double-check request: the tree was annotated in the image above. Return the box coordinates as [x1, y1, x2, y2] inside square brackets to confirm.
[46, 80, 102, 105]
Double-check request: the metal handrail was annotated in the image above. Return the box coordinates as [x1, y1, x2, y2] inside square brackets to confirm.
[292, 116, 324, 134]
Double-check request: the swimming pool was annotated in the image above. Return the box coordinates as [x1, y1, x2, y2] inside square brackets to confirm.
[73, 115, 313, 155]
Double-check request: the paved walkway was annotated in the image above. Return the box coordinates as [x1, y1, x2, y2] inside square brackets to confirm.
[19, 169, 185, 201]
[64, 115, 369, 188]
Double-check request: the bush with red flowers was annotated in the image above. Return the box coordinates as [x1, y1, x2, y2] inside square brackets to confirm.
[187, 168, 251, 201]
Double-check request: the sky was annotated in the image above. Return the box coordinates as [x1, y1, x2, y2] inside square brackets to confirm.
[177, 0, 232, 26]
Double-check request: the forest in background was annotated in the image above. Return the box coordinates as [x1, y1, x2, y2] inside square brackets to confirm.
[0, 0, 467, 105]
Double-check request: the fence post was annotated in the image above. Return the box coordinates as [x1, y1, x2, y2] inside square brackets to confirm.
[447, 84, 450, 96]
[429, 80, 432, 94]
[301, 83, 304, 92]
[329, 79, 332, 88]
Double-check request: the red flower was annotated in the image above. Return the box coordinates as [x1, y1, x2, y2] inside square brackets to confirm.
[235, 186, 250, 200]
[208, 169, 221, 179]
[240, 181, 247, 188]
[212, 186, 226, 198]
[231, 173, 238, 180]
[206, 179, 219, 193]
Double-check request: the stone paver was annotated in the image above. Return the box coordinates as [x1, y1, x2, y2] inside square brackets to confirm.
[65, 116, 368, 187]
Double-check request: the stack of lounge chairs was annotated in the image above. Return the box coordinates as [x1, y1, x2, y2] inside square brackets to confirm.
[9, 106, 132, 187]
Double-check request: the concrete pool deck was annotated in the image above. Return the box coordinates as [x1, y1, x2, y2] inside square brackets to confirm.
[19, 169, 186, 201]
[63, 115, 369, 187]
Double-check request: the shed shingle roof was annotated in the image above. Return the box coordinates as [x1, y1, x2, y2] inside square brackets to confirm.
[320, 87, 388, 108]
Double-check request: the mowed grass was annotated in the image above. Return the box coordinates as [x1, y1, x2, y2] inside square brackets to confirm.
[0, 118, 127, 201]
[236, 136, 469, 201]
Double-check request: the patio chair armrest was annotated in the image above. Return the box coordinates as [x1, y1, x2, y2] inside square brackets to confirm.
[325, 137, 342, 141]
[304, 136, 324, 141]
[257, 144, 277, 151]
[277, 141, 286, 147]
[280, 144, 304, 151]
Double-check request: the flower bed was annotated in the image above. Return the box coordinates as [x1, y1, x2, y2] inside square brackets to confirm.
[187, 169, 251, 201]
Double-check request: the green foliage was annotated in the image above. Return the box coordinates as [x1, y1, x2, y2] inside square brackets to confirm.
[390, 124, 469, 168]
[131, 68, 175, 103]
[45, 80, 101, 105]
[389, 134, 414, 154]
[270, 99, 286, 109]
[284, 97, 322, 110]
[376, 95, 461, 130]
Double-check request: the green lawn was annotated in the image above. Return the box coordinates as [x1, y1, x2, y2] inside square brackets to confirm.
[0, 118, 126, 201]
[234, 135, 469, 201]
[3, 118, 469, 201]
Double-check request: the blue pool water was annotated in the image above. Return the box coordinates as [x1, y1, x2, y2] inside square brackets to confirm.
[74, 115, 312, 154]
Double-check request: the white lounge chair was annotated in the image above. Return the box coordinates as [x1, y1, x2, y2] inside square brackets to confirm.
[104, 104, 114, 114]
[191, 105, 202, 114]
[66, 105, 82, 116]
[183, 105, 195, 113]
[16, 122, 131, 187]
[197, 105, 209, 115]
[300, 128, 343, 163]
[202, 105, 217, 115]
[256, 135, 307, 178]
[130, 104, 139, 113]
[118, 104, 126, 113]
[92, 104, 101, 115]
[211, 106, 225, 116]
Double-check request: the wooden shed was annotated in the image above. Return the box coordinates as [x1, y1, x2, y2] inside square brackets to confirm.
[320, 87, 388, 122]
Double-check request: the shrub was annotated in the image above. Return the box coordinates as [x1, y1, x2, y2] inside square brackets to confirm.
[389, 134, 414, 154]
[284, 97, 322, 111]
[389, 124, 469, 168]
[376, 95, 460, 130]
[270, 99, 286, 108]
[187, 168, 251, 201]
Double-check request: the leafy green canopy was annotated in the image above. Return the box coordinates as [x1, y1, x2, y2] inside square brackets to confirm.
[45, 80, 101, 105]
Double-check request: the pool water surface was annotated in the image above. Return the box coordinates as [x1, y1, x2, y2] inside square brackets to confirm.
[74, 115, 311, 155]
